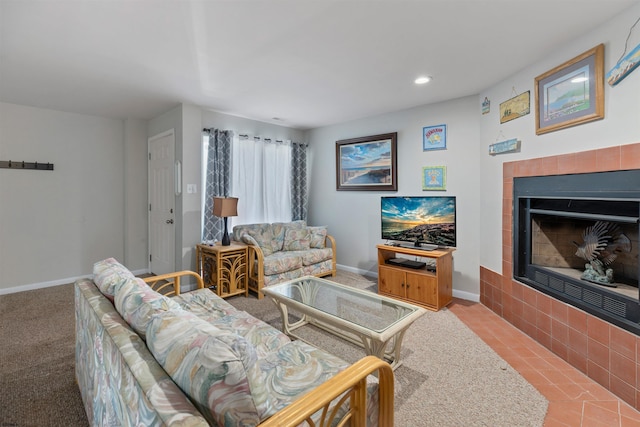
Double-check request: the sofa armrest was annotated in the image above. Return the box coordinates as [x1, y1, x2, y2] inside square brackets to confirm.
[142, 271, 204, 296]
[325, 234, 337, 276]
[258, 355, 394, 427]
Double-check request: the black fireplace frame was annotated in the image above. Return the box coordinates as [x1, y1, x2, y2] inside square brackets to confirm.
[513, 170, 640, 335]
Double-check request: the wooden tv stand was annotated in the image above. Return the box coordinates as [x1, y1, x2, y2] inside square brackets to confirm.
[377, 244, 454, 311]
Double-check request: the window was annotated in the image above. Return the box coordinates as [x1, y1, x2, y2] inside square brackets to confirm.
[231, 135, 292, 225]
[202, 133, 295, 240]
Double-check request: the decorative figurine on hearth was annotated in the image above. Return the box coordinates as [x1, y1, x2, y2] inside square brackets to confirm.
[572, 220, 631, 287]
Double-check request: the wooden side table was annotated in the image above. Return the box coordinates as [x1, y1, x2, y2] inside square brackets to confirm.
[196, 242, 248, 298]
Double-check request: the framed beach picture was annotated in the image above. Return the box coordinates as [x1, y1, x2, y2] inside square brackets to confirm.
[335, 132, 397, 191]
[423, 124, 447, 151]
[534, 44, 604, 135]
[422, 166, 446, 191]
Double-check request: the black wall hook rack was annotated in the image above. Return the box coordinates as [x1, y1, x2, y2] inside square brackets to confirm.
[0, 160, 54, 171]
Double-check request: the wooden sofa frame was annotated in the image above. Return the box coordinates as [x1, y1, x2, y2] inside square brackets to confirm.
[142, 270, 393, 427]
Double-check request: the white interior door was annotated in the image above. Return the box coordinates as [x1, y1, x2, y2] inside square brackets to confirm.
[148, 130, 175, 275]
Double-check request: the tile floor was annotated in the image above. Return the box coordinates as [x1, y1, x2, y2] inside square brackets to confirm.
[448, 298, 640, 427]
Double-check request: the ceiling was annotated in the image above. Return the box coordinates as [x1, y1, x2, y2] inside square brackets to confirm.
[1, 0, 638, 130]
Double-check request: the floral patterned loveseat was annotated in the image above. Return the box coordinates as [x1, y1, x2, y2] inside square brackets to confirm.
[233, 221, 336, 298]
[75, 258, 393, 426]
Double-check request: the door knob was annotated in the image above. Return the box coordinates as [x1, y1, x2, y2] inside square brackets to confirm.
[166, 219, 174, 224]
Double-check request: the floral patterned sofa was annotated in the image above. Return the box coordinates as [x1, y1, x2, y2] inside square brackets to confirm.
[233, 221, 336, 298]
[75, 258, 393, 426]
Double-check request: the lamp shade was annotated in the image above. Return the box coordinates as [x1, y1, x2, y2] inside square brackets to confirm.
[213, 197, 238, 217]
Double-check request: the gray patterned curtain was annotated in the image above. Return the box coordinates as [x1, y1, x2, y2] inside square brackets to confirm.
[202, 129, 233, 242]
[291, 142, 308, 221]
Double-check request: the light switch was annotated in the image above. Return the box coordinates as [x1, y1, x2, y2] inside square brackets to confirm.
[187, 184, 197, 194]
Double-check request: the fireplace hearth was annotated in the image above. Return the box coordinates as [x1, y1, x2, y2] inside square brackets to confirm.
[513, 170, 640, 335]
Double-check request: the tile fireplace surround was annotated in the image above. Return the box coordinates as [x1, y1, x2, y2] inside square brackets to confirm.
[481, 141, 640, 411]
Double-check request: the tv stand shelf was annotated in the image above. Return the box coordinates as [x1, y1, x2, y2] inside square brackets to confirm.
[377, 244, 454, 311]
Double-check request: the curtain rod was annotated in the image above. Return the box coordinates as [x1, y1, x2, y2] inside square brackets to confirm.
[238, 133, 307, 146]
[204, 130, 307, 147]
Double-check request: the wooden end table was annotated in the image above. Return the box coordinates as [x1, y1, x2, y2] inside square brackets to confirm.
[196, 242, 248, 298]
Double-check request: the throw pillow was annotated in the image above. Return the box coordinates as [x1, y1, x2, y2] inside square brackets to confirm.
[146, 311, 261, 426]
[271, 221, 306, 251]
[93, 257, 135, 301]
[283, 228, 311, 251]
[245, 225, 276, 256]
[308, 226, 328, 249]
[114, 277, 181, 340]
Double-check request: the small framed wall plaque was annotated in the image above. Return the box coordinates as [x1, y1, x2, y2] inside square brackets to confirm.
[422, 166, 446, 191]
[423, 124, 447, 151]
[499, 91, 530, 123]
[489, 138, 521, 155]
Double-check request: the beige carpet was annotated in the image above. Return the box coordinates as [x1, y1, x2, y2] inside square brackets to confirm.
[0, 283, 88, 427]
[0, 271, 548, 426]
[226, 271, 549, 426]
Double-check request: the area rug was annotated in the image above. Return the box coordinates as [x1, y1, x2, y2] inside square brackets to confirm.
[227, 271, 549, 426]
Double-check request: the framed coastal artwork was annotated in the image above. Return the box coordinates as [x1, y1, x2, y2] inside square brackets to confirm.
[423, 124, 447, 151]
[335, 132, 397, 191]
[534, 44, 604, 135]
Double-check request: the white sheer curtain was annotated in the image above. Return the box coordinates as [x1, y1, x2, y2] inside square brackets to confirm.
[231, 135, 292, 225]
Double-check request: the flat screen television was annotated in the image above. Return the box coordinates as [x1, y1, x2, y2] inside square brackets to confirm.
[381, 196, 456, 249]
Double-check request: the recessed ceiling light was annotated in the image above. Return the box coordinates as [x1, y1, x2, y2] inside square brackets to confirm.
[414, 76, 432, 85]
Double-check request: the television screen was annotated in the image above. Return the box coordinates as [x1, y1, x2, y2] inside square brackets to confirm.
[381, 196, 456, 248]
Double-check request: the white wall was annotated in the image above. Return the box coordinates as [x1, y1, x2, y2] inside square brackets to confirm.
[478, 3, 640, 274]
[0, 102, 126, 292]
[124, 118, 149, 271]
[181, 104, 203, 272]
[306, 96, 482, 299]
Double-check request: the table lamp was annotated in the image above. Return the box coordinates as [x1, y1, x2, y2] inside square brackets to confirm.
[213, 197, 238, 246]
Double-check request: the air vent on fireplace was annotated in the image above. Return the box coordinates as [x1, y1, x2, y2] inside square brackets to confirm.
[530, 267, 635, 329]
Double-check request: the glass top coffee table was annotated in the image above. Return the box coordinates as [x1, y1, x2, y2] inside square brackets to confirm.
[262, 276, 426, 370]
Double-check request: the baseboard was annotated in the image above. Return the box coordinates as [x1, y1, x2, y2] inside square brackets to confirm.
[4, 266, 480, 301]
[0, 274, 90, 295]
[336, 263, 378, 280]
[0, 268, 151, 295]
[452, 289, 480, 302]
